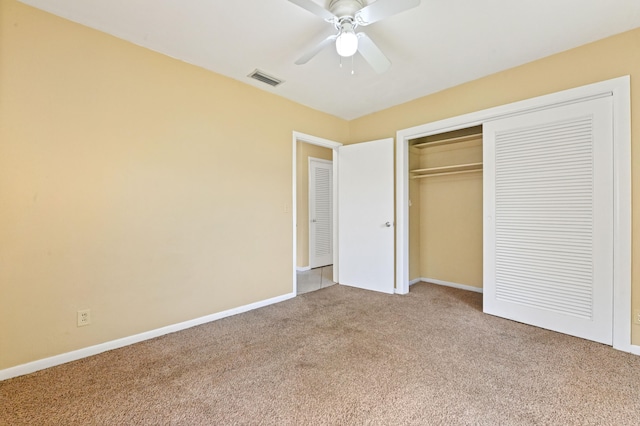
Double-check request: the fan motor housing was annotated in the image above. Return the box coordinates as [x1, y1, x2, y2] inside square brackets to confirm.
[329, 0, 365, 18]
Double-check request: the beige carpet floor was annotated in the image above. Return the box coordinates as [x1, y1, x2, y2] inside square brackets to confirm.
[2, 282, 640, 425]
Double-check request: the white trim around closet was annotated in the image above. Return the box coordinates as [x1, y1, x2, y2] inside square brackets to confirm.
[395, 76, 631, 353]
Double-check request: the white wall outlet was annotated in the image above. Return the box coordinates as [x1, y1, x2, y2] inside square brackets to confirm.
[77, 309, 91, 327]
[634, 309, 640, 325]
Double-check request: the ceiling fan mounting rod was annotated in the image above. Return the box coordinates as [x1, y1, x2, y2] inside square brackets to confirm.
[329, 0, 365, 20]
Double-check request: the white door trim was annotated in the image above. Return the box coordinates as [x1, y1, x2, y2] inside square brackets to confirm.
[292, 132, 342, 295]
[395, 76, 631, 352]
[308, 157, 333, 269]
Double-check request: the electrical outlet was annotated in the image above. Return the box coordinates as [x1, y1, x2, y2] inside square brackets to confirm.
[77, 309, 91, 327]
[634, 309, 640, 325]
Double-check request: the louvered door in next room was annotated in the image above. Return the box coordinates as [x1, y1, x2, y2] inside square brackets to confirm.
[483, 96, 614, 344]
[309, 158, 333, 268]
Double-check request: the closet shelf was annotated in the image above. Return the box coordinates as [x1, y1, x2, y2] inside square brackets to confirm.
[413, 132, 482, 149]
[411, 162, 483, 178]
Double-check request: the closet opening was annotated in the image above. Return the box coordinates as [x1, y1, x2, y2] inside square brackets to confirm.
[407, 126, 484, 294]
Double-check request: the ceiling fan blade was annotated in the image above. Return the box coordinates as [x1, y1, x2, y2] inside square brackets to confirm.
[356, 0, 421, 26]
[356, 33, 391, 74]
[288, 0, 336, 21]
[295, 34, 338, 65]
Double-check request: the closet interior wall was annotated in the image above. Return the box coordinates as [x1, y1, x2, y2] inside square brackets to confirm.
[408, 126, 484, 290]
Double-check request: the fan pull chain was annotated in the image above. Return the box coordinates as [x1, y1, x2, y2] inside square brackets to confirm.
[338, 55, 355, 75]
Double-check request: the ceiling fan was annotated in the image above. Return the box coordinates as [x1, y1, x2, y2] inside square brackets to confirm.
[289, 0, 421, 74]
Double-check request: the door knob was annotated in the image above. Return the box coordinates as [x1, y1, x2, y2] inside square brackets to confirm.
[385, 222, 392, 227]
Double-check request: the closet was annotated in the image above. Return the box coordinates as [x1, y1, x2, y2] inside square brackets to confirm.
[407, 99, 614, 344]
[408, 126, 483, 292]
[397, 77, 630, 349]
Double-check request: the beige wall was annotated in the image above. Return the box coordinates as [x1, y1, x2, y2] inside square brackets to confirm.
[3, 0, 640, 372]
[0, 0, 349, 370]
[350, 27, 640, 344]
[296, 142, 333, 268]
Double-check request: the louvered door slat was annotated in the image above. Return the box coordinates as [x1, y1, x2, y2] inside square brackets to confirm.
[314, 167, 332, 258]
[495, 116, 594, 319]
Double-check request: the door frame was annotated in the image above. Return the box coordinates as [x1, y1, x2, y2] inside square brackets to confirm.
[308, 157, 333, 269]
[395, 76, 632, 352]
[292, 132, 342, 295]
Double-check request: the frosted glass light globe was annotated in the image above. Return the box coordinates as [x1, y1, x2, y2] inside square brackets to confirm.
[336, 31, 358, 57]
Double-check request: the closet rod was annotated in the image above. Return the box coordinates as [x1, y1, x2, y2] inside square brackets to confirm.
[411, 162, 482, 175]
[412, 168, 483, 179]
[413, 132, 482, 149]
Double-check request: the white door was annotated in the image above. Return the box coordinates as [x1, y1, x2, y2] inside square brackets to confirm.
[483, 96, 613, 344]
[309, 158, 333, 268]
[338, 138, 395, 294]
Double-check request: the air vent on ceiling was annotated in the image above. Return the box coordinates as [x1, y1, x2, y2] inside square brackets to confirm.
[248, 69, 284, 87]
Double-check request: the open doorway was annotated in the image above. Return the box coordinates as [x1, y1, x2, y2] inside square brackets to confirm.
[292, 132, 395, 295]
[296, 144, 335, 294]
[292, 132, 342, 295]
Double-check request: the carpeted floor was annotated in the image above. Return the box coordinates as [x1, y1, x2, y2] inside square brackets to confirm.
[2, 282, 640, 425]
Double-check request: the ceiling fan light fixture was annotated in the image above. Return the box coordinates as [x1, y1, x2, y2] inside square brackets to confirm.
[290, 0, 416, 73]
[335, 22, 358, 57]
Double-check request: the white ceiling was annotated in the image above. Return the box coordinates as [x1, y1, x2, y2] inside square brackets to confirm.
[18, 0, 640, 120]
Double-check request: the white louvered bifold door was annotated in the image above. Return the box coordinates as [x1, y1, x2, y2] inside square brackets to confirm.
[309, 159, 333, 268]
[483, 96, 613, 344]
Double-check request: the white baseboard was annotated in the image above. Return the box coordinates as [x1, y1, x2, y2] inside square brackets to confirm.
[417, 278, 484, 294]
[630, 345, 640, 356]
[408, 278, 422, 286]
[0, 292, 296, 382]
[296, 266, 311, 272]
